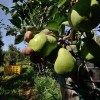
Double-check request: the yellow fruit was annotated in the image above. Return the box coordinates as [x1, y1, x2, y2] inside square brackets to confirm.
[68, 0, 100, 31]
[28, 33, 47, 52]
[40, 35, 57, 57]
[54, 48, 77, 75]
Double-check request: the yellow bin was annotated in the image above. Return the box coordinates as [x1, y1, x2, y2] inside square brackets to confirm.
[4, 65, 22, 75]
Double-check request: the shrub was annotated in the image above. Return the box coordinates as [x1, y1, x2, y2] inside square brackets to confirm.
[34, 76, 61, 100]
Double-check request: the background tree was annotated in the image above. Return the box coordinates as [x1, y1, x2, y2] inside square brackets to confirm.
[3, 44, 29, 66]
[0, 29, 4, 66]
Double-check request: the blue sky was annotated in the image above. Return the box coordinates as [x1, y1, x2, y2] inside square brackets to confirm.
[0, 0, 26, 51]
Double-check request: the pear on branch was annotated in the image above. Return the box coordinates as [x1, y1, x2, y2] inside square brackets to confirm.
[54, 48, 77, 75]
[68, 0, 100, 31]
[79, 38, 100, 62]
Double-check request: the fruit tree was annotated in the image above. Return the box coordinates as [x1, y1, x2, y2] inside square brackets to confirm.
[0, 0, 100, 99]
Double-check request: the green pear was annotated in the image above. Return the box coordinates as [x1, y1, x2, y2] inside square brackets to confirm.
[68, 0, 100, 31]
[28, 33, 47, 52]
[54, 48, 77, 75]
[70, 45, 78, 53]
[79, 42, 94, 60]
[79, 38, 100, 61]
[40, 35, 57, 57]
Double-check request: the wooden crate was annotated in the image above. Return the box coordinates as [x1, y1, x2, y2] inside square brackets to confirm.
[4, 65, 22, 75]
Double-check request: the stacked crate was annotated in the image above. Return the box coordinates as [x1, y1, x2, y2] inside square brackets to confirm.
[4, 65, 22, 75]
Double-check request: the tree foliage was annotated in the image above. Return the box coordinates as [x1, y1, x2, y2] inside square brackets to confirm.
[0, 31, 4, 66]
[0, 0, 72, 43]
[0, 0, 100, 43]
[3, 44, 29, 66]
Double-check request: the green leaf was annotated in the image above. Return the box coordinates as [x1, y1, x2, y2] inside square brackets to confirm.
[47, 6, 58, 18]
[9, 16, 21, 28]
[6, 29, 16, 36]
[0, 4, 9, 14]
[59, 25, 65, 36]
[14, 34, 24, 44]
[55, 13, 66, 25]
[0, 40, 4, 46]
[58, 0, 69, 8]
[45, 20, 60, 32]
[13, 0, 23, 2]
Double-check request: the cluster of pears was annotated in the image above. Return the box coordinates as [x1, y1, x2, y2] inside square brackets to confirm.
[28, 32, 57, 57]
[67, 0, 100, 63]
[21, 26, 77, 75]
[68, 0, 100, 31]
[21, 27, 58, 63]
